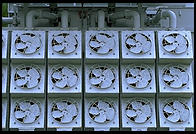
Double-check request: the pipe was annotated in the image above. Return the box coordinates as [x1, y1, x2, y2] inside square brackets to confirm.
[109, 10, 140, 28]
[61, 10, 69, 28]
[161, 10, 177, 28]
[2, 17, 13, 24]
[98, 10, 105, 28]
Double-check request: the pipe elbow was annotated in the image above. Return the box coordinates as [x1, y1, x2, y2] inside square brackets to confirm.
[126, 10, 140, 28]
[26, 10, 40, 28]
[162, 10, 177, 28]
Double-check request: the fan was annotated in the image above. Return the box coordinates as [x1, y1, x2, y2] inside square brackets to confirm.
[162, 65, 189, 88]
[125, 66, 152, 88]
[51, 100, 78, 123]
[125, 33, 152, 54]
[163, 100, 190, 123]
[14, 100, 41, 124]
[162, 33, 188, 54]
[14, 65, 41, 89]
[125, 100, 152, 124]
[51, 66, 78, 89]
[88, 33, 115, 54]
[14, 33, 42, 54]
[52, 33, 78, 54]
[88, 100, 115, 123]
[89, 66, 115, 89]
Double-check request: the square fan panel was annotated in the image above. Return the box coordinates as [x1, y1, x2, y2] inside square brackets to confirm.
[48, 63, 82, 93]
[2, 98, 7, 129]
[85, 30, 119, 59]
[84, 97, 119, 130]
[121, 97, 156, 130]
[158, 97, 194, 130]
[121, 31, 156, 60]
[85, 63, 119, 93]
[9, 97, 45, 130]
[2, 64, 8, 96]
[48, 31, 82, 59]
[11, 30, 45, 59]
[2, 30, 8, 61]
[158, 63, 193, 93]
[47, 97, 82, 130]
[10, 63, 45, 94]
[121, 63, 156, 93]
[158, 31, 193, 63]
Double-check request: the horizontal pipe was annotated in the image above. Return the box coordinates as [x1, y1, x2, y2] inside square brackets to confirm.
[2, 17, 13, 24]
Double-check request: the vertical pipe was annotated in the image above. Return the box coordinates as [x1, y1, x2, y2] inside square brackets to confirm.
[61, 10, 69, 28]
[98, 10, 105, 28]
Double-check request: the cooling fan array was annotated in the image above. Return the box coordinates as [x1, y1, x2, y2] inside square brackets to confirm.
[89, 66, 115, 89]
[125, 100, 152, 124]
[51, 66, 79, 89]
[51, 33, 78, 54]
[88, 100, 115, 123]
[88, 33, 115, 54]
[125, 33, 152, 54]
[14, 100, 41, 124]
[162, 65, 189, 88]
[51, 100, 78, 123]
[14, 33, 42, 54]
[125, 65, 152, 88]
[14, 65, 41, 89]
[162, 33, 188, 54]
[163, 100, 190, 123]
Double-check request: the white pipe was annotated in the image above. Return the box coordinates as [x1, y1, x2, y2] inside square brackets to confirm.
[161, 10, 177, 28]
[61, 10, 69, 28]
[98, 10, 105, 28]
[109, 10, 140, 28]
[2, 17, 13, 24]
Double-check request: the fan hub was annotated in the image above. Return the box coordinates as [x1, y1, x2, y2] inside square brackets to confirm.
[25, 110, 31, 115]
[100, 76, 105, 81]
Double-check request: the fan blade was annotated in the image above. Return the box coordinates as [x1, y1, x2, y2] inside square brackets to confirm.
[163, 105, 174, 113]
[105, 38, 115, 49]
[54, 36, 64, 43]
[175, 43, 187, 54]
[16, 43, 26, 50]
[163, 74, 174, 82]
[25, 43, 37, 54]
[136, 78, 149, 88]
[27, 78, 39, 88]
[52, 110, 63, 118]
[61, 111, 73, 123]
[170, 79, 183, 88]
[141, 104, 151, 117]
[62, 67, 74, 76]
[15, 111, 26, 118]
[31, 36, 41, 48]
[23, 112, 36, 123]
[140, 69, 151, 81]
[52, 71, 62, 80]
[64, 35, 77, 45]
[19, 101, 31, 111]
[56, 102, 68, 111]
[135, 33, 146, 42]
[179, 109, 189, 121]
[55, 78, 68, 88]
[129, 68, 140, 77]
[17, 69, 28, 77]
[53, 44, 64, 52]
[16, 79, 27, 87]
[178, 72, 189, 84]
[28, 68, 40, 79]
[173, 101, 185, 110]
[67, 75, 78, 87]
[126, 77, 138, 84]
[135, 113, 147, 123]
[126, 110, 137, 117]
[64, 42, 76, 53]
[94, 110, 106, 123]
[167, 110, 180, 123]
[89, 41, 101, 48]
[126, 38, 136, 45]
[96, 34, 107, 42]
[129, 44, 142, 54]
[89, 77, 102, 85]
[103, 69, 115, 80]
[29, 104, 40, 116]
[97, 44, 110, 54]
[164, 36, 175, 43]
[89, 107, 99, 115]
[142, 41, 151, 53]
[132, 101, 142, 110]
[105, 107, 115, 121]
[66, 104, 77, 117]
[92, 69, 102, 77]
[170, 67, 181, 76]
[20, 34, 32, 42]
[163, 43, 177, 52]
[100, 78, 112, 88]
[176, 34, 187, 45]
[98, 101, 110, 110]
